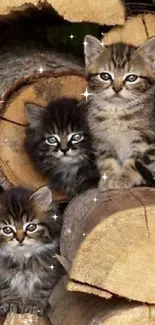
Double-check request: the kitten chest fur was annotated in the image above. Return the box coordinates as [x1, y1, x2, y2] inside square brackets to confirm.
[88, 98, 155, 164]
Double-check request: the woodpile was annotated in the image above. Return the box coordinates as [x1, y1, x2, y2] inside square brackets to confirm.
[60, 187, 155, 303]
[49, 187, 155, 324]
[0, 1, 154, 325]
[0, 0, 125, 26]
[49, 277, 155, 325]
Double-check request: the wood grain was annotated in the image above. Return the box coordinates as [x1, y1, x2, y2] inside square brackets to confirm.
[61, 187, 155, 303]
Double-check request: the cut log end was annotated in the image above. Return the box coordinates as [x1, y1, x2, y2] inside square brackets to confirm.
[61, 187, 155, 303]
[49, 276, 155, 325]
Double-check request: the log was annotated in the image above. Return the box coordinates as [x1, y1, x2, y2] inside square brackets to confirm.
[4, 313, 51, 325]
[104, 15, 148, 46]
[104, 14, 155, 47]
[0, 0, 125, 26]
[49, 276, 155, 325]
[0, 38, 86, 199]
[60, 187, 155, 303]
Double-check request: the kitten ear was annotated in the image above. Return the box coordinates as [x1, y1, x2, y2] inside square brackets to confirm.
[84, 35, 103, 66]
[136, 37, 155, 70]
[25, 103, 45, 126]
[29, 186, 53, 217]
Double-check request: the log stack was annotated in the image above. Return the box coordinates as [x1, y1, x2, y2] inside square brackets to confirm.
[0, 1, 154, 325]
[48, 187, 155, 324]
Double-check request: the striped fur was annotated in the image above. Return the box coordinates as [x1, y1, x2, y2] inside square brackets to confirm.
[84, 35, 155, 190]
[0, 186, 64, 316]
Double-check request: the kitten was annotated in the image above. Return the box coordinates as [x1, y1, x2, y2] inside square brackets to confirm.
[0, 186, 64, 316]
[84, 35, 155, 191]
[24, 97, 100, 197]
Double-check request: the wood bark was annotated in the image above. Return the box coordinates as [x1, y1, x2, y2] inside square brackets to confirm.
[49, 276, 155, 325]
[60, 187, 155, 303]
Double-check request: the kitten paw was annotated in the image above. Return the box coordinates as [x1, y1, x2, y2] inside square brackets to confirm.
[0, 303, 18, 315]
[99, 177, 139, 191]
[0, 303, 10, 315]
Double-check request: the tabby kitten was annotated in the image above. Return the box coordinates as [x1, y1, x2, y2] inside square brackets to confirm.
[0, 186, 64, 316]
[84, 35, 155, 191]
[24, 97, 100, 197]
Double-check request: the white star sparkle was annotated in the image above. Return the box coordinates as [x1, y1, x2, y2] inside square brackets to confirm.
[83, 40, 88, 47]
[81, 88, 92, 101]
[50, 264, 55, 270]
[69, 34, 75, 40]
[102, 173, 108, 181]
[93, 197, 97, 202]
[38, 66, 44, 73]
[82, 233, 86, 237]
[52, 214, 58, 221]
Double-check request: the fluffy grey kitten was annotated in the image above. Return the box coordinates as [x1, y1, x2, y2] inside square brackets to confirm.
[84, 35, 155, 191]
[0, 186, 64, 316]
[24, 97, 100, 197]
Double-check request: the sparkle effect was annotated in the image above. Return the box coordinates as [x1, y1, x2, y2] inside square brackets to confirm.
[52, 214, 58, 221]
[50, 265, 55, 270]
[83, 40, 88, 47]
[38, 66, 44, 74]
[81, 88, 92, 101]
[69, 34, 75, 40]
[82, 233, 86, 237]
[93, 197, 97, 203]
[102, 173, 108, 181]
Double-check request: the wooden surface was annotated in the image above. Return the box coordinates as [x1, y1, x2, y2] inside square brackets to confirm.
[49, 276, 155, 325]
[4, 313, 51, 325]
[0, 0, 125, 26]
[104, 14, 155, 46]
[60, 187, 155, 303]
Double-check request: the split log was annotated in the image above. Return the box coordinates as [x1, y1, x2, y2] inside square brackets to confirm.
[49, 276, 155, 325]
[104, 14, 155, 46]
[60, 187, 155, 303]
[0, 39, 86, 199]
[4, 313, 51, 325]
[0, 0, 125, 26]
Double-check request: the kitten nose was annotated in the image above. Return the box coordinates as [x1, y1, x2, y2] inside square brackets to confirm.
[112, 85, 122, 93]
[16, 229, 24, 243]
[61, 148, 68, 155]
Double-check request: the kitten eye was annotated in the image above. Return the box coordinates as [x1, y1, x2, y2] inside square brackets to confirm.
[71, 134, 84, 143]
[100, 72, 112, 82]
[125, 74, 138, 83]
[46, 136, 58, 146]
[2, 226, 13, 235]
[26, 223, 37, 232]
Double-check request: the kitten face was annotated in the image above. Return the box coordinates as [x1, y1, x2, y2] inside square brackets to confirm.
[0, 186, 58, 255]
[0, 217, 49, 250]
[25, 98, 92, 174]
[45, 129, 84, 161]
[84, 36, 155, 107]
